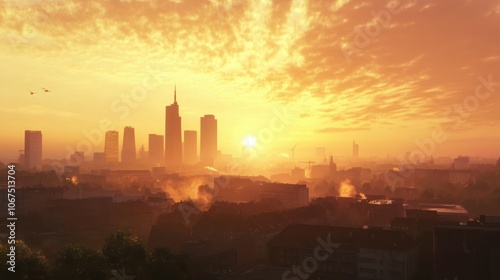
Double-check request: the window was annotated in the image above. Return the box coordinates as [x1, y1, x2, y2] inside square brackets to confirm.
[359, 268, 377, 273]
[359, 257, 376, 263]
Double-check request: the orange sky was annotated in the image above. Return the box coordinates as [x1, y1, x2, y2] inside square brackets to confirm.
[1, 0, 500, 162]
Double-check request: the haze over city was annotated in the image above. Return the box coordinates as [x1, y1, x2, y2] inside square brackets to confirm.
[1, 1, 500, 280]
[1, 0, 500, 162]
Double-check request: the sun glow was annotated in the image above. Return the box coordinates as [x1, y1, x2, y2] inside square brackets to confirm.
[242, 136, 257, 148]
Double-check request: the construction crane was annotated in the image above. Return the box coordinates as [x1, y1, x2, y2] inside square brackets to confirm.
[299, 161, 315, 169]
[290, 143, 297, 161]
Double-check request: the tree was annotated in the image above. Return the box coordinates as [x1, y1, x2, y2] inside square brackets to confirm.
[52, 244, 107, 280]
[144, 248, 188, 280]
[102, 230, 146, 276]
[0, 240, 49, 280]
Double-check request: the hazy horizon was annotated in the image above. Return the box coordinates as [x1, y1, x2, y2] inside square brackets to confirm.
[2, 0, 500, 162]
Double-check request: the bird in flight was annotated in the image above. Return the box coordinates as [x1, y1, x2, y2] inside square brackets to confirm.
[30, 91, 36, 95]
[42, 87, 50, 92]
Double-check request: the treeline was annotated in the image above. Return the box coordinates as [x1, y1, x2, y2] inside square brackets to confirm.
[0, 230, 189, 280]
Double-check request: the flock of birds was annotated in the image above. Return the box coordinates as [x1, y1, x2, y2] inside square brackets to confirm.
[30, 87, 50, 95]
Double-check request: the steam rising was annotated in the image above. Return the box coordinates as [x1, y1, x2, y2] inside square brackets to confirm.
[161, 176, 216, 211]
[339, 179, 356, 197]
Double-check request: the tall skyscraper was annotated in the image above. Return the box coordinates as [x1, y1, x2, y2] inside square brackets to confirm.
[121, 126, 137, 164]
[104, 130, 119, 163]
[184, 130, 197, 164]
[149, 134, 164, 166]
[200, 114, 217, 165]
[24, 130, 42, 169]
[353, 141, 359, 158]
[165, 86, 183, 166]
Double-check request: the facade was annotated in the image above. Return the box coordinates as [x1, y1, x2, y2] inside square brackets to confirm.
[24, 130, 42, 169]
[405, 203, 469, 224]
[121, 126, 137, 164]
[0, 186, 63, 217]
[200, 114, 217, 165]
[104, 130, 119, 163]
[165, 88, 182, 166]
[183, 130, 197, 164]
[268, 224, 417, 280]
[213, 177, 309, 208]
[261, 182, 309, 208]
[148, 134, 164, 166]
[435, 216, 500, 280]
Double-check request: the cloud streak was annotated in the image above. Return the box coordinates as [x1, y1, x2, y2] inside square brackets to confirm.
[1, 0, 499, 139]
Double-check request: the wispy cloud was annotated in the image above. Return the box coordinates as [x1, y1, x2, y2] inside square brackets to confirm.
[1, 0, 499, 132]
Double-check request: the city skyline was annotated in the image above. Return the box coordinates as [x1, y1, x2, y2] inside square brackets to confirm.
[1, 1, 500, 162]
[2, 2, 500, 279]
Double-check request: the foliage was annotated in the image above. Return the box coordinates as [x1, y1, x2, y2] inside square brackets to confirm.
[0, 240, 49, 280]
[52, 244, 107, 280]
[101, 230, 147, 276]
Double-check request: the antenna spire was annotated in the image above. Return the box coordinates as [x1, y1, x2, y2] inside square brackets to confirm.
[174, 84, 177, 103]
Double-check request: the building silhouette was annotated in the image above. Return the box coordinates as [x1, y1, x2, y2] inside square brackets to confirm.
[165, 86, 182, 166]
[200, 114, 217, 165]
[353, 140, 359, 158]
[329, 155, 337, 175]
[453, 156, 470, 169]
[121, 126, 137, 164]
[183, 130, 197, 164]
[148, 134, 164, 166]
[268, 224, 417, 280]
[138, 145, 147, 161]
[93, 152, 105, 165]
[24, 130, 42, 169]
[104, 130, 119, 163]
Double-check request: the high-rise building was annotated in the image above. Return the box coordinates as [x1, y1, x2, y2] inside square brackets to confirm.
[353, 141, 359, 158]
[184, 130, 197, 164]
[200, 114, 217, 165]
[24, 130, 42, 169]
[121, 126, 137, 164]
[165, 86, 182, 166]
[149, 134, 164, 166]
[104, 130, 119, 163]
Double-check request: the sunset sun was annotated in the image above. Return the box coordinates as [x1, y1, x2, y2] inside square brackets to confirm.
[242, 136, 257, 148]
